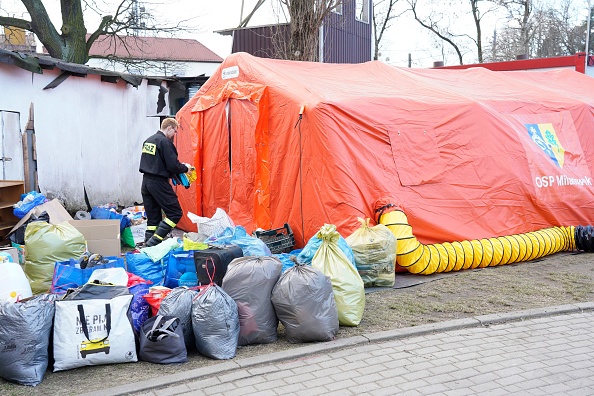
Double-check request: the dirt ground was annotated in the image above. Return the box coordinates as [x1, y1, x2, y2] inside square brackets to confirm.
[1, 250, 593, 396]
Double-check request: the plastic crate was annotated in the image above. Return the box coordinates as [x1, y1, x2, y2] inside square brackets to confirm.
[254, 223, 295, 254]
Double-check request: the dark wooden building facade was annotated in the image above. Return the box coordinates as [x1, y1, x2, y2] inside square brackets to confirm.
[219, 0, 372, 64]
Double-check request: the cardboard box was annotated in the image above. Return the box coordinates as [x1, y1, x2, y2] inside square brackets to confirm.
[9, 198, 73, 235]
[68, 219, 121, 257]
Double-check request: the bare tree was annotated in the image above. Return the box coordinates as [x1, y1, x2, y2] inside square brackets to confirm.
[469, 0, 499, 63]
[270, 0, 343, 61]
[496, 0, 532, 56]
[486, 0, 589, 61]
[0, 0, 190, 64]
[408, 0, 465, 64]
[408, 0, 499, 65]
[373, 0, 405, 60]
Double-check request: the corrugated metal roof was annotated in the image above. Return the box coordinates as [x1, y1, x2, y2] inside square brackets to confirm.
[88, 35, 223, 63]
[0, 48, 174, 87]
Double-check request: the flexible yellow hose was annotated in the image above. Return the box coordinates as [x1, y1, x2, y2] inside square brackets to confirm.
[379, 209, 576, 275]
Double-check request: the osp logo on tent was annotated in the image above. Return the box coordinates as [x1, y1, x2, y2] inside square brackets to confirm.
[525, 123, 565, 168]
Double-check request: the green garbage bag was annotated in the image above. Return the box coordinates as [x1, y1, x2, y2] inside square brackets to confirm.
[121, 227, 136, 248]
[346, 218, 397, 288]
[24, 222, 86, 294]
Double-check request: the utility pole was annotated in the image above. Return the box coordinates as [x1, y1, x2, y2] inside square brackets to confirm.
[408, 53, 411, 68]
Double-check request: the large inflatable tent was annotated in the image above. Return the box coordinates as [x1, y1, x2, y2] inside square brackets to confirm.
[175, 52, 594, 260]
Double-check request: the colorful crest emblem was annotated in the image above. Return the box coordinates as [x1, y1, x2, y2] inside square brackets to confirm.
[525, 123, 565, 167]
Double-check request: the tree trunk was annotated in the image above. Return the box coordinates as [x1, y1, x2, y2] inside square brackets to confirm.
[60, 0, 88, 63]
[471, 0, 483, 63]
[289, 0, 319, 61]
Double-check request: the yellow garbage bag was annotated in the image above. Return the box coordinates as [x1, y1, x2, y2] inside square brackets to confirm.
[183, 234, 208, 251]
[24, 221, 86, 294]
[346, 218, 397, 287]
[312, 224, 365, 326]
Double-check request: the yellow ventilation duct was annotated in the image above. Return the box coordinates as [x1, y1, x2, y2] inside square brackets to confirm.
[378, 207, 575, 275]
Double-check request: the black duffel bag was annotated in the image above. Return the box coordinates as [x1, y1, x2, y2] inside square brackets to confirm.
[139, 315, 187, 364]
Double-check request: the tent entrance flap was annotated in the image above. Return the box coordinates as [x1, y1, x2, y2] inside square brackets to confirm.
[177, 81, 271, 233]
[200, 101, 231, 217]
[228, 99, 258, 231]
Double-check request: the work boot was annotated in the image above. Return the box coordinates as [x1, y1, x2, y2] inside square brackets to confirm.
[144, 227, 156, 243]
[145, 218, 176, 247]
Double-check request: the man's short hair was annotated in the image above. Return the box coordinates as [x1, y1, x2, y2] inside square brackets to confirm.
[161, 118, 179, 130]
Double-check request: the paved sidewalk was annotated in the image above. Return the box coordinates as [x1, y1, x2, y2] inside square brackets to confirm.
[85, 302, 594, 396]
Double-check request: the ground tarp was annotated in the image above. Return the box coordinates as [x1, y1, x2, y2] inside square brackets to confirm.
[175, 52, 594, 247]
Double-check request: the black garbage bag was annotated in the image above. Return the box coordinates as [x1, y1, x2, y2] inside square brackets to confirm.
[0, 294, 56, 386]
[222, 256, 282, 345]
[7, 211, 50, 245]
[158, 287, 198, 350]
[271, 263, 338, 343]
[191, 284, 239, 359]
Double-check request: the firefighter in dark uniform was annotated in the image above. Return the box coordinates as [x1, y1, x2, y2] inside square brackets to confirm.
[139, 117, 189, 247]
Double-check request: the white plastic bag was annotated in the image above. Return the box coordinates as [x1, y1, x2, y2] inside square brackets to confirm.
[88, 267, 129, 286]
[187, 208, 234, 240]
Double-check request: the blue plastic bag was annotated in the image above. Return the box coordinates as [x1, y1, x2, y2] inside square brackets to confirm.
[207, 226, 272, 256]
[126, 252, 167, 286]
[275, 249, 303, 273]
[297, 233, 356, 267]
[129, 283, 151, 333]
[13, 191, 46, 219]
[91, 206, 132, 232]
[164, 250, 199, 288]
[51, 256, 126, 294]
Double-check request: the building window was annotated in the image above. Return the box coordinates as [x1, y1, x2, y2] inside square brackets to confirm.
[355, 0, 369, 23]
[332, 1, 343, 14]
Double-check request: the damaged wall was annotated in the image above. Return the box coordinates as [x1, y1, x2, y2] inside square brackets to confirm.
[0, 62, 168, 212]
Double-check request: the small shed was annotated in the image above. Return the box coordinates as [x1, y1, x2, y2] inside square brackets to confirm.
[0, 49, 173, 211]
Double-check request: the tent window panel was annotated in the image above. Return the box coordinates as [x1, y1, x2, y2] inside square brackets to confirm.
[388, 129, 445, 186]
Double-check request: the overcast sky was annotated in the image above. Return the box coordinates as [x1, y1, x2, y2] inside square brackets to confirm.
[1, 0, 436, 66]
[1, 0, 591, 68]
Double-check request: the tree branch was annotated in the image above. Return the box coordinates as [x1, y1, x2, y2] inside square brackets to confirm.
[409, 0, 463, 64]
[0, 16, 32, 31]
[87, 15, 113, 52]
[20, 0, 63, 58]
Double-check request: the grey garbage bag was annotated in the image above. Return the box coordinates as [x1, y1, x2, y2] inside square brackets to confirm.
[191, 284, 239, 359]
[157, 287, 198, 349]
[139, 315, 188, 364]
[0, 294, 56, 386]
[222, 256, 282, 346]
[271, 263, 339, 343]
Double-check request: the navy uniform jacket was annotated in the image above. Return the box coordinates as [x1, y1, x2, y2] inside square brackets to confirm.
[139, 131, 188, 178]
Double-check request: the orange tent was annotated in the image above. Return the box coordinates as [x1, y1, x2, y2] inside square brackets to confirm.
[175, 52, 594, 247]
